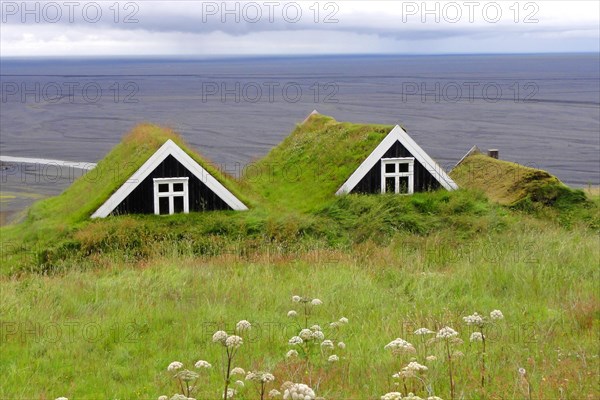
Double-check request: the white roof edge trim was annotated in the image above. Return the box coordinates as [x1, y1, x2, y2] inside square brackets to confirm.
[335, 125, 458, 195]
[91, 139, 248, 218]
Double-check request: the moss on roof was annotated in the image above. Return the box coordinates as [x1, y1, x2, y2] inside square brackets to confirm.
[25, 124, 253, 226]
[242, 114, 394, 211]
[450, 154, 587, 208]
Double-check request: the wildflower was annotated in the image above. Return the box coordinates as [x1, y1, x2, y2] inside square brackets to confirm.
[225, 388, 236, 399]
[55, 398, 69, 400]
[404, 394, 424, 400]
[339, 317, 349, 324]
[194, 360, 212, 369]
[236, 320, 252, 332]
[167, 361, 184, 372]
[427, 397, 444, 400]
[470, 332, 484, 342]
[269, 389, 282, 398]
[404, 361, 428, 373]
[212, 330, 228, 344]
[299, 329, 313, 341]
[381, 393, 403, 400]
[452, 351, 464, 358]
[426, 355, 437, 362]
[312, 330, 325, 341]
[292, 295, 302, 303]
[436, 327, 459, 339]
[328, 354, 339, 363]
[286, 349, 299, 358]
[321, 339, 334, 350]
[283, 383, 316, 400]
[490, 310, 504, 320]
[310, 324, 322, 331]
[518, 367, 527, 377]
[337, 341, 346, 349]
[330, 321, 340, 328]
[177, 369, 200, 382]
[225, 335, 243, 349]
[287, 310, 298, 318]
[288, 336, 303, 346]
[414, 328, 434, 335]
[311, 298, 323, 306]
[170, 395, 188, 400]
[463, 312, 484, 327]
[231, 367, 245, 375]
[385, 338, 416, 355]
[235, 380, 245, 387]
[158, 396, 168, 400]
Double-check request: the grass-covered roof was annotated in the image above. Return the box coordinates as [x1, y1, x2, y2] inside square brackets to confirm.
[242, 113, 395, 211]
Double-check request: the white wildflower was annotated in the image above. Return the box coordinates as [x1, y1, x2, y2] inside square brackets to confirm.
[427, 397, 444, 400]
[310, 298, 323, 306]
[381, 393, 403, 400]
[452, 350, 464, 358]
[299, 329, 313, 341]
[436, 327, 459, 339]
[170, 395, 188, 400]
[405, 394, 424, 400]
[426, 355, 437, 362]
[167, 361, 184, 372]
[312, 330, 325, 341]
[310, 324, 322, 331]
[288, 336, 303, 346]
[385, 338, 416, 355]
[518, 367, 527, 376]
[463, 312, 485, 326]
[235, 380, 245, 387]
[330, 321, 341, 328]
[236, 320, 252, 332]
[55, 398, 69, 400]
[194, 360, 211, 369]
[231, 367, 245, 375]
[470, 332, 484, 342]
[292, 295, 301, 303]
[225, 388, 236, 399]
[490, 310, 504, 320]
[339, 317, 349, 324]
[414, 328, 434, 335]
[283, 383, 315, 400]
[269, 389, 282, 398]
[212, 330, 228, 344]
[286, 349, 299, 358]
[321, 340, 334, 350]
[157, 396, 167, 400]
[225, 335, 243, 349]
[328, 354, 339, 362]
[337, 341, 346, 349]
[287, 310, 298, 318]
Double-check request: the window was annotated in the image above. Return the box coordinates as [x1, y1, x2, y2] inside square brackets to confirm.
[153, 177, 189, 215]
[381, 157, 414, 194]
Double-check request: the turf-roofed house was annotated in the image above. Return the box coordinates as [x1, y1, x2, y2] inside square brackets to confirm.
[92, 129, 247, 218]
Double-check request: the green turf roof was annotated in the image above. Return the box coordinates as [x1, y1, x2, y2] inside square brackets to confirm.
[242, 114, 395, 211]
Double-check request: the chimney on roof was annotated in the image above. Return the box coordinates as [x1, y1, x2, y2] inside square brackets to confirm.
[488, 149, 499, 159]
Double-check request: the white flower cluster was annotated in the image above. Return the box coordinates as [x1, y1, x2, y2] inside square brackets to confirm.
[225, 335, 243, 349]
[470, 332, 484, 342]
[246, 371, 276, 383]
[231, 367, 245, 375]
[426, 355, 437, 362]
[321, 339, 334, 350]
[269, 389, 282, 398]
[404, 361, 428, 374]
[288, 310, 298, 318]
[490, 309, 504, 320]
[225, 388, 236, 399]
[384, 338, 416, 355]
[337, 341, 346, 349]
[381, 392, 403, 400]
[328, 354, 339, 363]
[414, 328, 434, 335]
[286, 349, 299, 358]
[289, 336, 303, 346]
[167, 361, 184, 372]
[55, 398, 69, 400]
[291, 295, 323, 307]
[283, 383, 316, 400]
[463, 312, 485, 326]
[194, 360, 211, 369]
[436, 327, 458, 339]
[212, 330, 228, 344]
[236, 320, 252, 332]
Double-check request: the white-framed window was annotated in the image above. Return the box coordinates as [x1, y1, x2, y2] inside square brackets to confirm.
[381, 157, 414, 194]
[153, 177, 189, 215]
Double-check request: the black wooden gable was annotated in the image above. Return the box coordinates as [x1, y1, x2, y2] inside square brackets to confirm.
[350, 140, 441, 194]
[111, 154, 232, 215]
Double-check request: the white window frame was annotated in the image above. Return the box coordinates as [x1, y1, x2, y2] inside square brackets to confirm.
[381, 157, 414, 194]
[153, 177, 189, 215]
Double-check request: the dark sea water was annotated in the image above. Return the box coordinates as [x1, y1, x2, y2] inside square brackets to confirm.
[1, 54, 599, 219]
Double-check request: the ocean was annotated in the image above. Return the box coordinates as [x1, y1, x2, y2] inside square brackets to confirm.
[1, 53, 599, 220]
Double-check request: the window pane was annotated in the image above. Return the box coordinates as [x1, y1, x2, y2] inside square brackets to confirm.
[173, 196, 184, 213]
[173, 183, 184, 192]
[385, 177, 395, 193]
[385, 163, 395, 173]
[159, 197, 170, 215]
[399, 177, 409, 194]
[398, 163, 409, 173]
[158, 183, 169, 193]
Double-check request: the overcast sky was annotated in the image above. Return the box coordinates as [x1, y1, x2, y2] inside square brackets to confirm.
[1, 1, 598, 56]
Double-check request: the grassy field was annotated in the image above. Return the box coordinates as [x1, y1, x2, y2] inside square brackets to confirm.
[1, 118, 599, 399]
